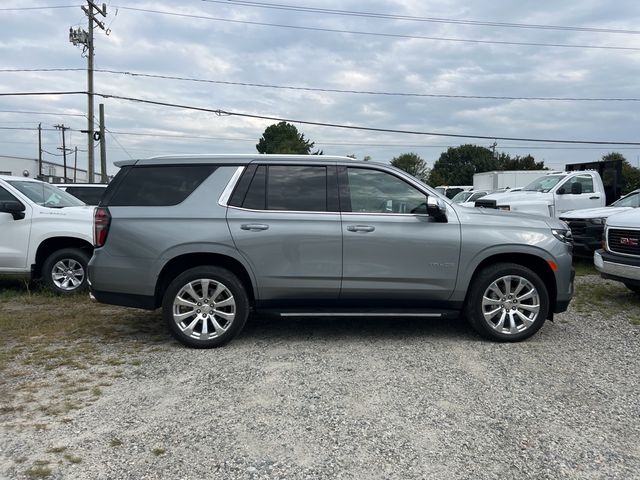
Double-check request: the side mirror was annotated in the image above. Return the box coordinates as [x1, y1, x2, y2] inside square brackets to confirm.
[557, 187, 566, 195]
[0, 200, 26, 220]
[426, 196, 448, 222]
[571, 182, 583, 195]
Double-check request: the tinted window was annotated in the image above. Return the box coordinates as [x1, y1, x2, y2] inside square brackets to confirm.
[242, 166, 266, 210]
[8, 180, 84, 207]
[107, 165, 216, 206]
[64, 186, 106, 205]
[345, 168, 427, 213]
[0, 186, 17, 202]
[266, 166, 327, 212]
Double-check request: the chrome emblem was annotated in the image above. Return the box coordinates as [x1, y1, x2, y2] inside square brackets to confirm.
[620, 237, 639, 246]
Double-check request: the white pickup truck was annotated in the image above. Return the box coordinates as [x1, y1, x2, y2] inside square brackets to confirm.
[0, 175, 94, 293]
[474, 170, 606, 217]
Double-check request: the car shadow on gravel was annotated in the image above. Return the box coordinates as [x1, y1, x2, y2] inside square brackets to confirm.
[240, 313, 479, 343]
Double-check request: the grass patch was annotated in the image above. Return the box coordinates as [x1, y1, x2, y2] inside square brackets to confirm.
[574, 258, 597, 277]
[63, 453, 82, 464]
[151, 448, 166, 456]
[25, 465, 52, 478]
[46, 446, 66, 454]
[110, 438, 123, 447]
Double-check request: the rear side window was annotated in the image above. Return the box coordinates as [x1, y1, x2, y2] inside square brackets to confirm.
[106, 165, 217, 206]
[64, 187, 106, 205]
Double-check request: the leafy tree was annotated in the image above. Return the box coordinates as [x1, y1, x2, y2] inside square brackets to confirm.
[498, 153, 545, 170]
[390, 152, 428, 181]
[256, 122, 320, 154]
[428, 145, 498, 185]
[603, 152, 640, 195]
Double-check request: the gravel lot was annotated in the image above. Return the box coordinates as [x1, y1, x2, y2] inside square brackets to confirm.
[1, 274, 639, 479]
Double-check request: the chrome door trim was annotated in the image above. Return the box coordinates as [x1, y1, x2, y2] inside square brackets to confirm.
[217, 166, 246, 207]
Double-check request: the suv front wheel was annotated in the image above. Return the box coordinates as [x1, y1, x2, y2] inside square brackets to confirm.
[162, 266, 249, 348]
[465, 263, 549, 342]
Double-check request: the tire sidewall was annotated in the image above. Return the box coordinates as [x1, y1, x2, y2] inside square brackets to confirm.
[42, 248, 90, 295]
[467, 263, 549, 342]
[162, 266, 249, 348]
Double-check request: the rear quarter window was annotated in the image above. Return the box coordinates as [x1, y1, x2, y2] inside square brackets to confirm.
[104, 165, 217, 206]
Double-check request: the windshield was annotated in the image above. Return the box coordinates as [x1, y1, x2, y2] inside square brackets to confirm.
[451, 191, 473, 203]
[522, 174, 567, 193]
[612, 191, 640, 208]
[8, 181, 85, 208]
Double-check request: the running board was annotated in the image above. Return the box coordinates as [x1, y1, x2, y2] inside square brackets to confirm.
[280, 312, 442, 317]
[257, 308, 459, 319]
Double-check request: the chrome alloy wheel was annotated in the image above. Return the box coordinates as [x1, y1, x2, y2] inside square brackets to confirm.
[52, 259, 85, 291]
[481, 275, 540, 335]
[172, 278, 236, 340]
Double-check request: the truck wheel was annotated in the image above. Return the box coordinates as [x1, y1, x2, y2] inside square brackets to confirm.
[624, 283, 640, 294]
[42, 248, 90, 294]
[465, 263, 549, 342]
[162, 266, 249, 348]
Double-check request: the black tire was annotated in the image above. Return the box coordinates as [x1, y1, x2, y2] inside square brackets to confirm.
[42, 248, 90, 295]
[624, 283, 640, 294]
[162, 266, 249, 348]
[465, 262, 549, 342]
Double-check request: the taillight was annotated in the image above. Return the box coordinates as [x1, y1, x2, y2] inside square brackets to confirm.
[94, 207, 111, 247]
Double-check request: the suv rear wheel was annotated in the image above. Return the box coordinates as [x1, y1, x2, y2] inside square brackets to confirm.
[465, 263, 549, 342]
[162, 266, 249, 348]
[42, 248, 89, 294]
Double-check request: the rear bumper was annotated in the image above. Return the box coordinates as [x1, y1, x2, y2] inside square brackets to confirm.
[594, 249, 640, 286]
[90, 288, 157, 310]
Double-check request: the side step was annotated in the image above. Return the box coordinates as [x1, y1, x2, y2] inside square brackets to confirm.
[258, 308, 459, 319]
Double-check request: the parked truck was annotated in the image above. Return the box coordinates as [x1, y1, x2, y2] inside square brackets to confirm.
[475, 170, 606, 217]
[473, 170, 552, 191]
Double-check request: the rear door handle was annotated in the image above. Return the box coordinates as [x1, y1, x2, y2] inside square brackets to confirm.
[347, 225, 375, 233]
[589, 196, 600, 200]
[240, 223, 269, 231]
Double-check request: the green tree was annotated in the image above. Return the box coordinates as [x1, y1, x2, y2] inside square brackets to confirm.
[390, 152, 428, 181]
[256, 122, 320, 154]
[428, 145, 498, 185]
[498, 153, 545, 170]
[603, 152, 640, 195]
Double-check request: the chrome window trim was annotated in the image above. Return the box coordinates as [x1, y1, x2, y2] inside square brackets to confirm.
[217, 166, 246, 207]
[227, 205, 429, 217]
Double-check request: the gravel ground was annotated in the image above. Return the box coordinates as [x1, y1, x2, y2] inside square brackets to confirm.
[1, 274, 639, 479]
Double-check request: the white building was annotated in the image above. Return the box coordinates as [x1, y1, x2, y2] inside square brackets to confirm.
[0, 154, 88, 183]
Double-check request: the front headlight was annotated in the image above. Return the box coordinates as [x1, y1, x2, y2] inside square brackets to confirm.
[589, 217, 606, 225]
[552, 228, 573, 244]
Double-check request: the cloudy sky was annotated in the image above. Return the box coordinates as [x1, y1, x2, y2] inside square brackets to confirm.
[1, 0, 640, 176]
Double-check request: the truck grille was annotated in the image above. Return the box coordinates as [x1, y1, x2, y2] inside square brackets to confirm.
[562, 219, 587, 236]
[608, 228, 640, 256]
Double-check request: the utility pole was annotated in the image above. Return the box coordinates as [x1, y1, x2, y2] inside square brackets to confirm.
[73, 147, 78, 183]
[69, 1, 107, 183]
[37, 123, 42, 179]
[99, 103, 107, 183]
[55, 124, 70, 183]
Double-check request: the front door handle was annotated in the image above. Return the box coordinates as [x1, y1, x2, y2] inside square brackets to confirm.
[589, 196, 600, 200]
[240, 223, 269, 231]
[347, 225, 375, 233]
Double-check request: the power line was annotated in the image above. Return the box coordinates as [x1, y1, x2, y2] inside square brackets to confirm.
[112, 6, 640, 52]
[209, 0, 640, 36]
[0, 109, 86, 117]
[2, 91, 638, 145]
[0, 91, 86, 97]
[0, 5, 79, 11]
[3, 68, 640, 102]
[95, 91, 640, 146]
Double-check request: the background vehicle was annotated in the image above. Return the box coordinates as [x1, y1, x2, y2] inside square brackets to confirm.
[475, 170, 606, 217]
[435, 185, 473, 199]
[0, 175, 94, 293]
[473, 170, 552, 191]
[451, 190, 489, 204]
[57, 184, 108, 205]
[560, 189, 640, 257]
[594, 209, 640, 293]
[89, 155, 574, 348]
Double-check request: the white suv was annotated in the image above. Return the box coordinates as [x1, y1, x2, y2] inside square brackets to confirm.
[0, 175, 94, 293]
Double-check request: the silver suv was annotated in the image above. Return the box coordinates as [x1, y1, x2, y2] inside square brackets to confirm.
[88, 155, 574, 347]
